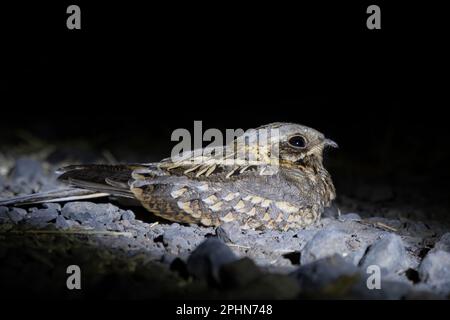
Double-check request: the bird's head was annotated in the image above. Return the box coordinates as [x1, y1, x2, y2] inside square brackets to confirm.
[243, 122, 338, 170]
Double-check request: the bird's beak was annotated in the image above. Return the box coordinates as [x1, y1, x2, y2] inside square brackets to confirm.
[324, 138, 338, 148]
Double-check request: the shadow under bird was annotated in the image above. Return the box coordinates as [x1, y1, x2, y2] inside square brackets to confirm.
[0, 123, 338, 231]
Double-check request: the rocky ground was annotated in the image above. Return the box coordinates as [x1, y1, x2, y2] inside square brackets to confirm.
[1, 155, 450, 299]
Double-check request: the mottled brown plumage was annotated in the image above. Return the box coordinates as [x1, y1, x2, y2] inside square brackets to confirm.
[0, 123, 337, 231]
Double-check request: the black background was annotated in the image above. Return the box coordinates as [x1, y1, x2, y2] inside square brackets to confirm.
[3, 1, 450, 210]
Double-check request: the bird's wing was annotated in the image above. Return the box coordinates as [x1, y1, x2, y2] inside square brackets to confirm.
[148, 141, 280, 181]
[127, 139, 297, 209]
[57, 164, 144, 198]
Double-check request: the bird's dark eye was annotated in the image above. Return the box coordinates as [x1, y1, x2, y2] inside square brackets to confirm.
[288, 135, 306, 148]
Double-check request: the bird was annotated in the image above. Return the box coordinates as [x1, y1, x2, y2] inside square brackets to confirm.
[0, 123, 338, 231]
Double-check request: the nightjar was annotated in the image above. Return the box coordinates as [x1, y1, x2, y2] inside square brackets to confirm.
[0, 123, 338, 231]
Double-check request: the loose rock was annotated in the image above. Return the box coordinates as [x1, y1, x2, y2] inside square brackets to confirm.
[121, 210, 135, 221]
[55, 215, 80, 230]
[350, 278, 412, 300]
[235, 273, 300, 299]
[27, 208, 59, 224]
[359, 233, 409, 276]
[216, 221, 242, 243]
[219, 257, 262, 289]
[9, 158, 44, 183]
[419, 250, 450, 295]
[42, 203, 61, 211]
[7, 207, 27, 224]
[0, 206, 10, 223]
[62, 202, 121, 225]
[300, 229, 367, 266]
[161, 224, 213, 256]
[187, 238, 237, 284]
[292, 254, 361, 292]
[434, 233, 450, 253]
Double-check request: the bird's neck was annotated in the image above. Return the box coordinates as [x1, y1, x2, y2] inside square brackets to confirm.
[284, 155, 336, 205]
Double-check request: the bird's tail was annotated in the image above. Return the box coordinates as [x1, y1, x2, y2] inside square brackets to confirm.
[0, 163, 143, 207]
[0, 188, 109, 206]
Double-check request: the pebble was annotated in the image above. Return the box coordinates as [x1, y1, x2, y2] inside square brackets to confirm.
[434, 233, 450, 253]
[42, 203, 61, 211]
[216, 221, 242, 243]
[236, 273, 300, 299]
[55, 215, 70, 229]
[27, 208, 59, 223]
[419, 250, 450, 295]
[121, 210, 135, 221]
[55, 215, 80, 230]
[0, 206, 10, 223]
[7, 207, 27, 224]
[187, 238, 237, 284]
[219, 257, 262, 289]
[62, 202, 121, 225]
[350, 278, 413, 300]
[293, 254, 413, 299]
[359, 233, 409, 276]
[9, 157, 44, 183]
[106, 221, 125, 232]
[300, 229, 367, 266]
[161, 224, 212, 255]
[292, 254, 361, 292]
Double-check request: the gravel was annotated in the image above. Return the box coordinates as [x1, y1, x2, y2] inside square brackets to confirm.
[1, 158, 450, 299]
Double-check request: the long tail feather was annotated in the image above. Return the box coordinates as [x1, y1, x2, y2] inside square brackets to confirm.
[0, 188, 109, 206]
[0, 164, 141, 207]
[57, 164, 137, 198]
